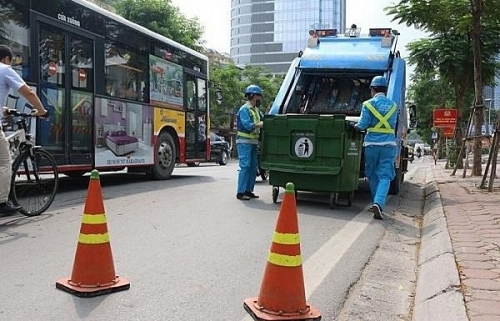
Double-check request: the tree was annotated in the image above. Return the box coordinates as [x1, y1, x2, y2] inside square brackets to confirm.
[208, 64, 283, 130]
[115, 0, 204, 50]
[386, 0, 500, 175]
[405, 35, 476, 168]
[407, 71, 457, 144]
[208, 64, 245, 129]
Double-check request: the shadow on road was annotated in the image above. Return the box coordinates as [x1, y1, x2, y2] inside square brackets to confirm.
[0, 172, 215, 228]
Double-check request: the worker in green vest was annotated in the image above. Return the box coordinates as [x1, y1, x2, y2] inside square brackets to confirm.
[355, 76, 397, 219]
[235, 85, 264, 200]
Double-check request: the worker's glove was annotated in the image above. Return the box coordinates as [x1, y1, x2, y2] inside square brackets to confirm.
[255, 121, 264, 128]
[347, 121, 358, 128]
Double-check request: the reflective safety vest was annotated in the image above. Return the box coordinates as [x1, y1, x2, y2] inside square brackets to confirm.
[237, 106, 261, 140]
[364, 101, 397, 134]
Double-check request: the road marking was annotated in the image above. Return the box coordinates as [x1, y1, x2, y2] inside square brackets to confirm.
[241, 212, 372, 321]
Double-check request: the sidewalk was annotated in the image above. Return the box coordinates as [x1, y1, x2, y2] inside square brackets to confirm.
[416, 161, 500, 321]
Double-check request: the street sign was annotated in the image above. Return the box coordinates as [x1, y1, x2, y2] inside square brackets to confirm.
[443, 126, 455, 138]
[433, 109, 458, 127]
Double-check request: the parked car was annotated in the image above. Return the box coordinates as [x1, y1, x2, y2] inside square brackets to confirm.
[209, 132, 230, 165]
[187, 132, 230, 166]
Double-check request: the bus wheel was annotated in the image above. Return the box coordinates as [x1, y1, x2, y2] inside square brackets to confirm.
[152, 132, 176, 180]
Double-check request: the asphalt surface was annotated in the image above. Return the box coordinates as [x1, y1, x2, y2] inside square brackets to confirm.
[2, 157, 496, 320]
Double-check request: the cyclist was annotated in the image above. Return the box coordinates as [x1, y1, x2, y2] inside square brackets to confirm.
[0, 45, 47, 215]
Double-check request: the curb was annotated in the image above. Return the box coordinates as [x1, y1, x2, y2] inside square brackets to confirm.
[412, 168, 468, 321]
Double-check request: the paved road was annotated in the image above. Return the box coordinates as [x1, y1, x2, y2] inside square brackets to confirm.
[0, 161, 423, 320]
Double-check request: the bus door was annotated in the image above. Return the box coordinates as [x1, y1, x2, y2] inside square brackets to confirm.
[36, 19, 96, 166]
[185, 73, 208, 161]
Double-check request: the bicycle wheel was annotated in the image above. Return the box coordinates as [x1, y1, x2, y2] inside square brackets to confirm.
[10, 148, 59, 216]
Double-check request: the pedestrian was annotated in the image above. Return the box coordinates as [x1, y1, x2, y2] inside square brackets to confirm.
[235, 84, 264, 200]
[0, 45, 47, 215]
[354, 76, 397, 219]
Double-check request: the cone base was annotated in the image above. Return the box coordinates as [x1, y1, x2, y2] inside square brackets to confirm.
[244, 297, 321, 321]
[56, 276, 130, 298]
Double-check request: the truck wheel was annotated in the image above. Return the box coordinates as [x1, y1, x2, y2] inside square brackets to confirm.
[347, 191, 354, 206]
[272, 187, 279, 203]
[260, 168, 268, 181]
[152, 132, 176, 180]
[329, 192, 338, 209]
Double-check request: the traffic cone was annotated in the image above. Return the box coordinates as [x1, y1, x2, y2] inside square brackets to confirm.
[244, 182, 321, 321]
[56, 170, 130, 297]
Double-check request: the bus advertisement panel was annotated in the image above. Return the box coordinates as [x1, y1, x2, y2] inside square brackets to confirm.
[150, 55, 184, 108]
[94, 98, 154, 167]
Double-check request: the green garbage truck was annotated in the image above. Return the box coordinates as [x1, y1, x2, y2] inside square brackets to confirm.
[263, 25, 417, 207]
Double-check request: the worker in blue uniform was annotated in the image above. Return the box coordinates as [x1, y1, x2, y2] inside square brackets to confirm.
[235, 85, 264, 200]
[355, 76, 397, 219]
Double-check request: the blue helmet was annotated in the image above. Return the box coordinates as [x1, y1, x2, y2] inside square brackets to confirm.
[370, 76, 388, 88]
[245, 84, 262, 95]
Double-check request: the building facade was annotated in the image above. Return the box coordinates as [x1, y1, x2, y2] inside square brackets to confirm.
[484, 76, 500, 110]
[230, 0, 346, 73]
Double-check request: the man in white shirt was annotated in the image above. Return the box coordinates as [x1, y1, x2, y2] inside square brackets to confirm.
[0, 45, 47, 215]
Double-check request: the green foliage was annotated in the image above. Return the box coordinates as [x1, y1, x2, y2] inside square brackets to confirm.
[387, 0, 500, 90]
[386, 0, 500, 172]
[408, 71, 455, 144]
[208, 64, 283, 129]
[115, 0, 204, 50]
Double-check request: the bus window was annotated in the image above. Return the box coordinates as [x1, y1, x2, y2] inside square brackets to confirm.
[70, 38, 93, 91]
[186, 79, 196, 111]
[197, 78, 207, 112]
[105, 42, 147, 102]
[0, 0, 30, 80]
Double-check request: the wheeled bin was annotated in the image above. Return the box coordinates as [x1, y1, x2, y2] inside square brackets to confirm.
[259, 114, 363, 208]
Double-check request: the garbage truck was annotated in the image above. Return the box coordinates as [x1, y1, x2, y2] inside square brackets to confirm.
[262, 25, 416, 207]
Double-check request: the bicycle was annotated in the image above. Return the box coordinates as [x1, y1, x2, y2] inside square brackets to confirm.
[4, 108, 58, 216]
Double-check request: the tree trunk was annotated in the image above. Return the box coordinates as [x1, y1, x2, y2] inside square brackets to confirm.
[454, 86, 465, 169]
[470, 0, 484, 176]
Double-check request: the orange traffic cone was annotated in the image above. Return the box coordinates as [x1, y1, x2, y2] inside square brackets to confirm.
[56, 170, 130, 297]
[244, 182, 321, 320]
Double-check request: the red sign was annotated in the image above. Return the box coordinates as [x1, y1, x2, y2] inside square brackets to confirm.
[78, 69, 87, 82]
[443, 126, 455, 138]
[48, 61, 57, 76]
[433, 109, 457, 127]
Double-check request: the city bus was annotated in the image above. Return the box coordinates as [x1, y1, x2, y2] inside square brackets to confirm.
[1, 0, 210, 179]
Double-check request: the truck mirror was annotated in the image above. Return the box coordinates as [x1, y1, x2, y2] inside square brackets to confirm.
[408, 103, 417, 129]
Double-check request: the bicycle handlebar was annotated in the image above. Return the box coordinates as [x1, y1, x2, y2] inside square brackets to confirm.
[6, 108, 50, 118]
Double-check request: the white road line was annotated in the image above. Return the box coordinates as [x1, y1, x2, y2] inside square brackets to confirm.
[241, 211, 372, 321]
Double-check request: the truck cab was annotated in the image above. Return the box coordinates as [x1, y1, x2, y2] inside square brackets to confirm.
[268, 25, 414, 195]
